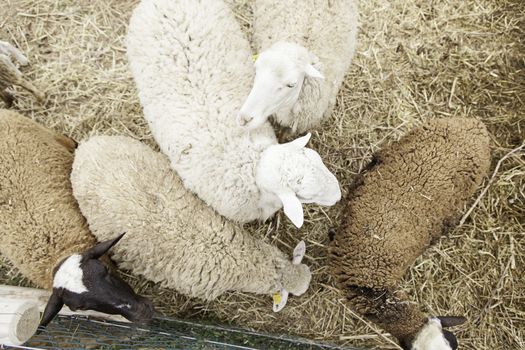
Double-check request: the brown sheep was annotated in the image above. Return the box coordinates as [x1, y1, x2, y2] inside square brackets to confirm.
[329, 118, 491, 350]
[0, 109, 154, 327]
[0, 41, 44, 106]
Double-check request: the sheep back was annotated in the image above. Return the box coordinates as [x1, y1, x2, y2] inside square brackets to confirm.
[329, 117, 490, 339]
[71, 136, 300, 300]
[0, 109, 94, 289]
[126, 0, 278, 222]
[331, 118, 490, 290]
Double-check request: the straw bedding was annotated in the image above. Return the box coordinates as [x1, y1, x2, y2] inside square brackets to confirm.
[0, 0, 523, 348]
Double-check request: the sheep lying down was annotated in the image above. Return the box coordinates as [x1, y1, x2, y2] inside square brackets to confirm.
[330, 118, 491, 350]
[0, 110, 154, 327]
[71, 136, 312, 311]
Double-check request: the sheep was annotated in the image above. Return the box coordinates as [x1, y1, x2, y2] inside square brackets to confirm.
[70, 135, 312, 311]
[126, 0, 341, 229]
[0, 109, 154, 327]
[0, 41, 44, 106]
[329, 118, 491, 350]
[237, 0, 359, 133]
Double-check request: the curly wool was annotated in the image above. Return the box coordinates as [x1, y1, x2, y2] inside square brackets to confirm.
[252, 0, 359, 132]
[329, 118, 491, 341]
[0, 109, 94, 289]
[71, 136, 311, 300]
[126, 0, 280, 223]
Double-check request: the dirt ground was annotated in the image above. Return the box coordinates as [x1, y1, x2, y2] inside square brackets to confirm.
[0, 0, 523, 349]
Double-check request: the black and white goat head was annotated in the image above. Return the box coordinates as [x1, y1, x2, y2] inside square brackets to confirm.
[400, 316, 466, 350]
[40, 233, 155, 327]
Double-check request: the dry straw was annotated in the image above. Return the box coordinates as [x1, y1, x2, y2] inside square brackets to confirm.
[1, 0, 523, 349]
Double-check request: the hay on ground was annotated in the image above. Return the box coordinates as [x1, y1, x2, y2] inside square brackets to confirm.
[0, 0, 523, 349]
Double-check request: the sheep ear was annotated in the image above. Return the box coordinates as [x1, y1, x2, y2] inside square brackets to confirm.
[442, 330, 459, 350]
[287, 133, 311, 149]
[83, 233, 126, 260]
[305, 64, 324, 79]
[278, 191, 304, 228]
[292, 241, 306, 264]
[40, 290, 64, 327]
[437, 316, 467, 328]
[272, 288, 289, 312]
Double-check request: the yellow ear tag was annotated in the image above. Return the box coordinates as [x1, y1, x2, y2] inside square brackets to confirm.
[273, 291, 282, 304]
[252, 54, 259, 62]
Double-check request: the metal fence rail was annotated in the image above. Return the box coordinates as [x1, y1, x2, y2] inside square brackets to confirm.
[5, 315, 359, 350]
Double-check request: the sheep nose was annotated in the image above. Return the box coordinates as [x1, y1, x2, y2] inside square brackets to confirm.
[237, 112, 253, 127]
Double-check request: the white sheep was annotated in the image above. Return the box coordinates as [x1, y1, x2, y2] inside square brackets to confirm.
[71, 135, 312, 311]
[126, 0, 341, 228]
[237, 0, 359, 133]
[0, 109, 154, 327]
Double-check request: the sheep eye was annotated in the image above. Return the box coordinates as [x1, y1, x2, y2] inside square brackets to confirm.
[286, 83, 296, 88]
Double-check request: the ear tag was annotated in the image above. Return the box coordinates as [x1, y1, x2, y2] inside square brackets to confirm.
[273, 289, 289, 312]
[252, 54, 259, 62]
[273, 291, 282, 304]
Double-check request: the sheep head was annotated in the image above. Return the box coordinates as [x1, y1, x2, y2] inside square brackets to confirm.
[40, 233, 155, 327]
[273, 241, 312, 312]
[256, 133, 341, 228]
[400, 316, 466, 350]
[238, 41, 324, 130]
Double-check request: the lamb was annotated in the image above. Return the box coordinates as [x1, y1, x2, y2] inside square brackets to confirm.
[237, 0, 359, 133]
[0, 109, 154, 327]
[126, 0, 341, 228]
[71, 135, 312, 312]
[0, 41, 44, 106]
[329, 118, 491, 350]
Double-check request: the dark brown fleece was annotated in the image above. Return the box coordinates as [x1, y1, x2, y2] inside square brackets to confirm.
[0, 109, 94, 289]
[330, 118, 491, 340]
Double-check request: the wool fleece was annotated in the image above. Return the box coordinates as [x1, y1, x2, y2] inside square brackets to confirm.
[71, 135, 312, 301]
[330, 117, 491, 342]
[0, 109, 94, 288]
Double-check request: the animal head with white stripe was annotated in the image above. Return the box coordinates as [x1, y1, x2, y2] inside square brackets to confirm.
[40, 233, 155, 327]
[400, 316, 466, 350]
[238, 41, 324, 129]
[256, 133, 341, 228]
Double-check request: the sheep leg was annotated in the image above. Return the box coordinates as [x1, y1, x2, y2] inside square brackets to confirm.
[0, 41, 29, 66]
[0, 53, 44, 103]
[15, 78, 45, 103]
